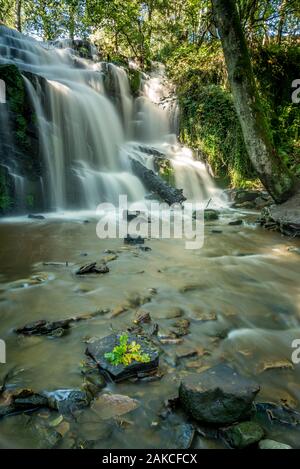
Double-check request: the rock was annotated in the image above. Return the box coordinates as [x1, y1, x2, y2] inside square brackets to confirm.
[86, 333, 159, 382]
[45, 389, 90, 415]
[91, 393, 139, 420]
[193, 209, 219, 221]
[174, 424, 195, 449]
[260, 190, 300, 237]
[130, 158, 186, 205]
[124, 234, 145, 245]
[28, 213, 45, 220]
[138, 246, 152, 252]
[34, 422, 62, 448]
[179, 364, 260, 425]
[123, 210, 140, 221]
[288, 247, 300, 255]
[233, 190, 262, 204]
[204, 209, 219, 221]
[234, 201, 256, 209]
[223, 421, 264, 448]
[228, 219, 243, 226]
[255, 402, 300, 427]
[0, 388, 49, 418]
[256, 359, 294, 374]
[259, 439, 292, 450]
[76, 262, 109, 275]
[171, 319, 190, 337]
[211, 229, 223, 234]
[15, 310, 107, 337]
[133, 311, 152, 325]
[81, 360, 106, 398]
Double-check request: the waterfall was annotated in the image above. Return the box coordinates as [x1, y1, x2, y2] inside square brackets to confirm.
[0, 26, 224, 213]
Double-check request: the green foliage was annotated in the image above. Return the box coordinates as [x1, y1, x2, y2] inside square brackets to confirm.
[104, 334, 151, 367]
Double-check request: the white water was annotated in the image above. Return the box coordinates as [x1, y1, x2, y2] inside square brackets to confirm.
[0, 27, 225, 212]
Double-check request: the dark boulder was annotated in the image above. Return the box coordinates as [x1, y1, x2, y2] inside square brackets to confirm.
[86, 333, 159, 382]
[45, 389, 90, 415]
[179, 364, 260, 425]
[124, 234, 145, 245]
[76, 262, 109, 275]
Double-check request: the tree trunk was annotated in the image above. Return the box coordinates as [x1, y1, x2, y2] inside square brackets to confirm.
[212, 0, 296, 203]
[15, 0, 22, 32]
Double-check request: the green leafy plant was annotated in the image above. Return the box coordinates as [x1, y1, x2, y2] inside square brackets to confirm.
[104, 334, 150, 367]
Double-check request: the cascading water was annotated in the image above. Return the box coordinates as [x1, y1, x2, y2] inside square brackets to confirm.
[0, 26, 224, 213]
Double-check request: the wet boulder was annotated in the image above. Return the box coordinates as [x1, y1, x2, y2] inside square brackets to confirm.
[222, 421, 264, 448]
[0, 388, 49, 418]
[179, 364, 260, 425]
[124, 234, 145, 245]
[86, 333, 159, 382]
[45, 389, 90, 415]
[76, 262, 109, 275]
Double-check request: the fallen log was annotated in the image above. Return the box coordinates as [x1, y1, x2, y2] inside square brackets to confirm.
[130, 158, 186, 205]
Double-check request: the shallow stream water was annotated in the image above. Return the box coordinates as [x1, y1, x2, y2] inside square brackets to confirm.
[0, 210, 299, 448]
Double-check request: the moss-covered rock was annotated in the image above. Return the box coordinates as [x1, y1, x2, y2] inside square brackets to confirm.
[0, 63, 43, 214]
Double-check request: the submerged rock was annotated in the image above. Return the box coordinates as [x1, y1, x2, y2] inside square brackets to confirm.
[259, 439, 292, 450]
[15, 310, 107, 337]
[0, 388, 49, 418]
[124, 234, 145, 245]
[179, 363, 260, 425]
[28, 213, 45, 220]
[193, 209, 219, 221]
[228, 219, 243, 226]
[91, 393, 139, 420]
[76, 262, 109, 275]
[204, 209, 219, 221]
[223, 421, 264, 448]
[174, 423, 195, 449]
[86, 333, 159, 382]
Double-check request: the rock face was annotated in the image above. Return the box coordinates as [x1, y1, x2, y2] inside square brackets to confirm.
[0, 63, 43, 214]
[179, 364, 260, 425]
[223, 421, 264, 448]
[86, 333, 159, 382]
[260, 189, 300, 237]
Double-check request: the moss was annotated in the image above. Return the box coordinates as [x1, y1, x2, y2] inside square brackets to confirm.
[0, 64, 31, 149]
[0, 167, 13, 212]
[128, 68, 141, 96]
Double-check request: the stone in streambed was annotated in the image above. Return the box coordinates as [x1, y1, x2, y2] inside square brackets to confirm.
[228, 219, 243, 226]
[45, 389, 90, 415]
[223, 421, 264, 448]
[28, 213, 45, 220]
[91, 393, 139, 420]
[86, 333, 159, 382]
[76, 262, 109, 275]
[193, 209, 219, 221]
[124, 234, 145, 245]
[179, 363, 260, 425]
[259, 439, 292, 450]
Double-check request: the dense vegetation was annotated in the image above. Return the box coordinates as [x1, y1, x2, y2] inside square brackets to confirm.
[0, 0, 299, 188]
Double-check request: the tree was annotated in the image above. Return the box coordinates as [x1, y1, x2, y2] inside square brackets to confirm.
[211, 0, 296, 203]
[15, 0, 22, 32]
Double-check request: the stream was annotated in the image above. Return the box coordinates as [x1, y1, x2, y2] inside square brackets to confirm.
[0, 212, 300, 448]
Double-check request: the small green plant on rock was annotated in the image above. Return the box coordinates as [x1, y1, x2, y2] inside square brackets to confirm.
[104, 334, 150, 366]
